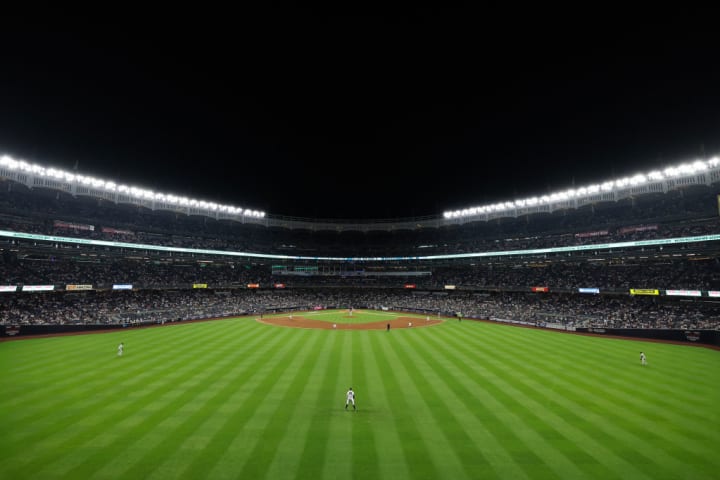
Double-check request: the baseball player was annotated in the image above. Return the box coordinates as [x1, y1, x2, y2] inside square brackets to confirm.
[345, 387, 356, 410]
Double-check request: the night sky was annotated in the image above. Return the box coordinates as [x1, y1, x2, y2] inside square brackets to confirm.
[1, 9, 718, 219]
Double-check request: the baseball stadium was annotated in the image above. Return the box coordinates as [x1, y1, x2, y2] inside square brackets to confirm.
[1, 153, 719, 480]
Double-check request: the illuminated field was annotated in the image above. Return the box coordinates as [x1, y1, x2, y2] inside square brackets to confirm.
[268, 309, 406, 323]
[1, 314, 718, 480]
[260, 309, 440, 329]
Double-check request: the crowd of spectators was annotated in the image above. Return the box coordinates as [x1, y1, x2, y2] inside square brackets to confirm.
[431, 260, 720, 291]
[1, 180, 718, 258]
[1, 179, 719, 332]
[1, 289, 717, 330]
[0, 259, 271, 289]
[2, 254, 719, 291]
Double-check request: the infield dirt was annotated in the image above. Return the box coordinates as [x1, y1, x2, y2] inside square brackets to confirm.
[258, 315, 442, 330]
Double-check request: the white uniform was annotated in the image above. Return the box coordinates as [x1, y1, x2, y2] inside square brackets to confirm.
[117, 343, 124, 356]
[345, 388, 356, 409]
[640, 352, 646, 366]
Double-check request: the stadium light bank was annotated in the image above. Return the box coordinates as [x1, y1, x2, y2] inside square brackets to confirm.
[1, 152, 719, 228]
[443, 156, 720, 220]
[0, 154, 265, 219]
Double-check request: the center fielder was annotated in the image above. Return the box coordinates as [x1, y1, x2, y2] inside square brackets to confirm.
[345, 387, 356, 410]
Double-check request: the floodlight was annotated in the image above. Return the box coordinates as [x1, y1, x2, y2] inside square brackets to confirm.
[691, 160, 707, 171]
[677, 164, 693, 174]
[629, 174, 646, 185]
[616, 178, 630, 188]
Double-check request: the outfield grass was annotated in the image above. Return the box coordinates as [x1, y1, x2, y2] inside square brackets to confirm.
[1, 311, 718, 480]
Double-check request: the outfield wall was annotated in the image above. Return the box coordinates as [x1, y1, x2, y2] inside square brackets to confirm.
[0, 318, 232, 338]
[1, 323, 125, 337]
[4, 319, 720, 347]
[575, 327, 720, 346]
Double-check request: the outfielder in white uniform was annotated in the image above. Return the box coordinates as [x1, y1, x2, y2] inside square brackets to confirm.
[117, 342, 124, 357]
[345, 387, 356, 410]
[640, 352, 647, 366]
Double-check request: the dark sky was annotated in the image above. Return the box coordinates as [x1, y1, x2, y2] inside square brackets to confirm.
[1, 8, 718, 219]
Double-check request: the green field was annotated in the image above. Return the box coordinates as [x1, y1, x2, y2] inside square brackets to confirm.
[266, 309, 435, 324]
[1, 310, 718, 480]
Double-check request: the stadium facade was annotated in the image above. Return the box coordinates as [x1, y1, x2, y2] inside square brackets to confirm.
[1, 154, 719, 345]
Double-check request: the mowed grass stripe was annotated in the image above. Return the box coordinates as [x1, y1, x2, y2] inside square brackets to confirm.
[435, 323, 655, 480]
[262, 331, 344, 480]
[0, 318, 258, 408]
[232, 330, 326, 479]
[472, 324, 716, 440]
[2, 313, 718, 480]
[3, 320, 259, 478]
[513, 338, 720, 461]
[151, 326, 318, 478]
[45, 321, 278, 480]
[415, 327, 587, 479]
[560, 335, 719, 410]
[146, 324, 316, 479]
[358, 330, 412, 480]
[462, 325, 679, 473]
[164, 326, 310, 480]
[93, 323, 298, 480]
[472, 323, 720, 448]
[472, 337, 695, 480]
[369, 332, 442, 479]
[0, 322, 236, 474]
[391, 328, 498, 478]
[321, 331, 354, 480]
[536, 331, 720, 406]
[465, 322, 720, 477]
[0, 335, 133, 410]
[377, 330, 471, 480]
[419, 324, 597, 480]
[1, 334, 104, 378]
[399, 326, 540, 480]
[349, 331, 380, 480]
[463, 322, 717, 424]
[294, 330, 342, 480]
